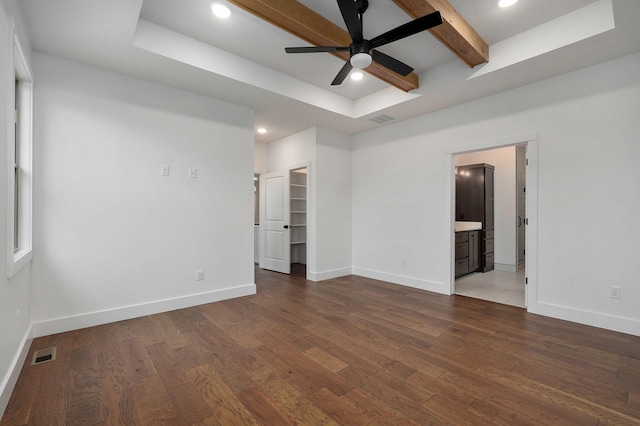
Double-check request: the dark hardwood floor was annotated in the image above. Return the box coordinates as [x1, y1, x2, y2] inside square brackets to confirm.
[3, 265, 640, 425]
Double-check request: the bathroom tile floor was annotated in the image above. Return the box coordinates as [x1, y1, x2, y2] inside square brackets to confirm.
[455, 264, 526, 308]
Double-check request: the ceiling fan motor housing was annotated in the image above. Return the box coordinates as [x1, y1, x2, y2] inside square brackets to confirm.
[350, 40, 372, 57]
[350, 40, 373, 68]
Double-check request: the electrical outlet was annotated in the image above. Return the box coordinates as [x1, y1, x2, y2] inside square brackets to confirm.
[189, 168, 197, 179]
[16, 310, 21, 331]
[161, 165, 170, 176]
[609, 286, 621, 299]
[196, 270, 204, 281]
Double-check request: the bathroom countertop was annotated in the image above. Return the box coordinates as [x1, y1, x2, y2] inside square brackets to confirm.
[454, 221, 482, 232]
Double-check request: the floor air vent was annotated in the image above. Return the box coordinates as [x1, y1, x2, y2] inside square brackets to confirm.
[31, 347, 57, 366]
[368, 114, 396, 124]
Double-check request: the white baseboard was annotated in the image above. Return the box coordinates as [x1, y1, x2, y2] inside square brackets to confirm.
[532, 301, 640, 337]
[494, 263, 518, 272]
[31, 284, 256, 338]
[0, 325, 33, 420]
[352, 267, 447, 294]
[308, 267, 352, 282]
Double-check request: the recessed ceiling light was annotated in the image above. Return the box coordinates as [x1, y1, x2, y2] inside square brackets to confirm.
[350, 71, 364, 81]
[257, 127, 268, 134]
[211, 3, 231, 19]
[498, 0, 518, 7]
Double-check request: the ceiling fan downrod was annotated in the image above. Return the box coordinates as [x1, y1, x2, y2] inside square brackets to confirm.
[355, 0, 369, 16]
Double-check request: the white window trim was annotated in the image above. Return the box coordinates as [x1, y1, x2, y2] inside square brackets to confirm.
[7, 28, 33, 278]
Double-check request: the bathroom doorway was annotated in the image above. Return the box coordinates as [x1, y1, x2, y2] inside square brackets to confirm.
[516, 146, 527, 265]
[453, 144, 528, 308]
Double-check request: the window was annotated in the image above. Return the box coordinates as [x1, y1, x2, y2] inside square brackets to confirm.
[7, 34, 33, 278]
[14, 79, 19, 251]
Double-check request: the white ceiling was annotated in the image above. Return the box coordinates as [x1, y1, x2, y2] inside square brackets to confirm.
[17, 0, 640, 142]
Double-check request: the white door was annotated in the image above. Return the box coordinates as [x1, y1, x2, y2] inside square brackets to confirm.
[259, 170, 291, 274]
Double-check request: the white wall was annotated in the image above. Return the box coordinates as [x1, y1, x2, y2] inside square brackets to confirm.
[254, 141, 268, 174]
[0, 0, 33, 416]
[264, 127, 352, 281]
[456, 146, 517, 270]
[30, 53, 256, 336]
[314, 127, 352, 280]
[266, 127, 315, 171]
[352, 52, 640, 336]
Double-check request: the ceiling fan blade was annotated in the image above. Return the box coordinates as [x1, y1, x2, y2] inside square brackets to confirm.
[331, 61, 354, 85]
[372, 50, 414, 76]
[337, 0, 363, 42]
[285, 46, 350, 54]
[370, 11, 443, 49]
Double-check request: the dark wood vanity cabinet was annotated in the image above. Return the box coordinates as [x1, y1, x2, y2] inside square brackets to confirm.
[456, 163, 495, 273]
[483, 230, 495, 272]
[455, 230, 480, 278]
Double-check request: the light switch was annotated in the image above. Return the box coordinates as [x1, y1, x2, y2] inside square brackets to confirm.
[161, 165, 170, 176]
[189, 168, 197, 178]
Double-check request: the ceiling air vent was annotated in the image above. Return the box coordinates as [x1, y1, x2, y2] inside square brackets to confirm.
[368, 114, 396, 124]
[31, 347, 57, 366]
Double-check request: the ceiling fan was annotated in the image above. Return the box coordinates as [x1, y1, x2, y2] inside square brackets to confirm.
[285, 0, 443, 86]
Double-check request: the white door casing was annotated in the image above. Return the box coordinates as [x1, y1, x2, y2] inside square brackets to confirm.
[519, 145, 528, 308]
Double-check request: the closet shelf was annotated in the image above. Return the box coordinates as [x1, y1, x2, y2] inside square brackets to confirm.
[291, 241, 306, 245]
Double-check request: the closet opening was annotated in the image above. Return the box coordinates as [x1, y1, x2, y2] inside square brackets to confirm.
[257, 165, 308, 278]
[289, 167, 308, 277]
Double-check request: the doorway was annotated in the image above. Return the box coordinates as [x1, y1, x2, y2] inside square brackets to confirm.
[258, 166, 308, 277]
[450, 141, 533, 308]
[289, 167, 308, 277]
[516, 146, 526, 265]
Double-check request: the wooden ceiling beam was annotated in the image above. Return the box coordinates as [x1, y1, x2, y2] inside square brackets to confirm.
[393, 0, 489, 67]
[227, 0, 419, 92]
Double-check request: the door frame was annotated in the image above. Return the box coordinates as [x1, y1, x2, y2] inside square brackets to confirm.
[258, 162, 311, 278]
[444, 134, 538, 313]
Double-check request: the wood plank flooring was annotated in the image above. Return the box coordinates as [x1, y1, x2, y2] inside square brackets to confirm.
[3, 265, 640, 425]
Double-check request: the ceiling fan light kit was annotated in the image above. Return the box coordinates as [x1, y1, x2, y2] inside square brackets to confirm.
[285, 0, 443, 86]
[350, 52, 372, 69]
